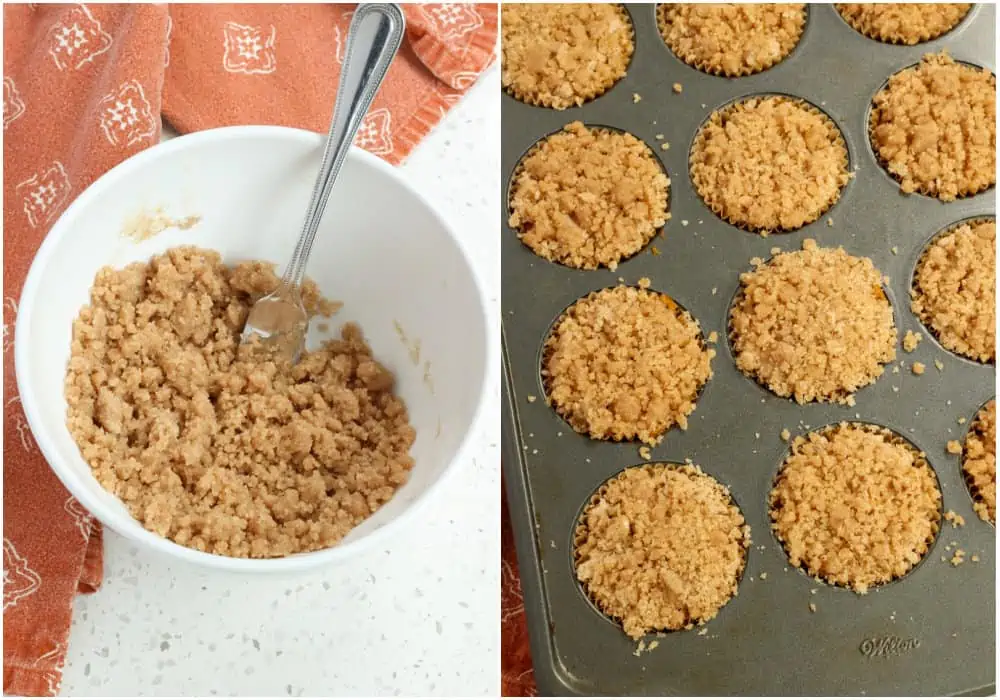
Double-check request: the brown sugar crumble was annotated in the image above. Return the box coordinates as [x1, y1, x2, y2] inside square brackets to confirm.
[64, 247, 416, 558]
[870, 52, 996, 201]
[501, 4, 634, 110]
[509, 122, 670, 270]
[656, 4, 805, 77]
[903, 329, 922, 352]
[574, 463, 749, 639]
[769, 423, 942, 593]
[729, 240, 897, 404]
[543, 286, 713, 445]
[943, 509, 966, 527]
[690, 97, 849, 233]
[911, 220, 995, 363]
[962, 400, 996, 524]
[836, 4, 971, 45]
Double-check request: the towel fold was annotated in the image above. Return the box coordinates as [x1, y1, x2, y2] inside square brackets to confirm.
[2, 4, 495, 695]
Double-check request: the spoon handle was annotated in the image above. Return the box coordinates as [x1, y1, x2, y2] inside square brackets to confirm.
[282, 3, 406, 290]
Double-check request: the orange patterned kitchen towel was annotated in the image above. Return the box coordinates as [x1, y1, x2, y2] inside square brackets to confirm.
[3, 4, 495, 696]
[502, 489, 537, 697]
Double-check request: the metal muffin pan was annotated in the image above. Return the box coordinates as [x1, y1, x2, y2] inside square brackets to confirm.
[501, 4, 996, 696]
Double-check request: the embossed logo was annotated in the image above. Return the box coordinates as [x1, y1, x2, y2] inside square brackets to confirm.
[860, 635, 920, 658]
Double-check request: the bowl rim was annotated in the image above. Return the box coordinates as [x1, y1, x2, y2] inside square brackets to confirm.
[14, 124, 495, 572]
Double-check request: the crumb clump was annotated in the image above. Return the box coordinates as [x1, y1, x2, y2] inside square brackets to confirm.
[65, 247, 416, 558]
[509, 122, 669, 270]
[690, 97, 849, 233]
[911, 220, 995, 363]
[870, 52, 995, 201]
[943, 510, 965, 527]
[729, 240, 897, 404]
[656, 4, 805, 77]
[770, 423, 942, 593]
[947, 440, 964, 455]
[501, 4, 634, 110]
[575, 463, 749, 639]
[836, 4, 971, 45]
[963, 400, 996, 523]
[544, 286, 712, 444]
[903, 330, 922, 352]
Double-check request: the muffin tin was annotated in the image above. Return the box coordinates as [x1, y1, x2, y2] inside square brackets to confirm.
[500, 4, 996, 696]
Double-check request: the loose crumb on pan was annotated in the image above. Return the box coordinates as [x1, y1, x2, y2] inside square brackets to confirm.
[672, 82, 683, 94]
[943, 509, 966, 527]
[574, 463, 749, 639]
[809, 602, 817, 613]
[835, 4, 972, 45]
[947, 440, 964, 454]
[911, 220, 995, 363]
[729, 240, 897, 404]
[962, 400, 996, 523]
[690, 97, 849, 233]
[870, 52, 995, 201]
[769, 423, 942, 593]
[501, 4, 634, 110]
[912, 362, 926, 375]
[656, 4, 806, 77]
[903, 330, 922, 352]
[543, 286, 713, 445]
[64, 247, 415, 558]
[781, 429, 791, 442]
[527, 395, 537, 403]
[509, 122, 669, 270]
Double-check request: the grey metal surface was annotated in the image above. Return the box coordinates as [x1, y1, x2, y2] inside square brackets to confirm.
[500, 4, 996, 696]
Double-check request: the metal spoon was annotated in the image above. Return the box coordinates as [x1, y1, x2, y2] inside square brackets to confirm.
[241, 3, 405, 361]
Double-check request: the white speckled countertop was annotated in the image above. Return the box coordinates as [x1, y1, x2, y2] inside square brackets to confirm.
[58, 66, 499, 697]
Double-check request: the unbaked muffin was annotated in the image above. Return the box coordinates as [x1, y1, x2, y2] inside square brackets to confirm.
[575, 463, 749, 638]
[870, 52, 995, 201]
[836, 3, 971, 44]
[501, 3, 634, 109]
[963, 400, 996, 524]
[509, 122, 669, 270]
[543, 283, 712, 445]
[690, 96, 849, 233]
[729, 240, 897, 403]
[911, 219, 995, 363]
[770, 423, 942, 593]
[657, 3, 805, 76]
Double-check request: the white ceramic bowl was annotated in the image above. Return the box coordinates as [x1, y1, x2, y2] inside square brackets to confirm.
[15, 126, 492, 572]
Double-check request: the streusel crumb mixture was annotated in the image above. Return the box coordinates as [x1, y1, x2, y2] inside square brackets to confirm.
[729, 240, 897, 404]
[574, 463, 749, 639]
[963, 400, 996, 524]
[690, 97, 849, 233]
[543, 286, 712, 445]
[911, 219, 995, 363]
[870, 52, 995, 201]
[509, 122, 669, 270]
[656, 3, 805, 76]
[770, 423, 942, 593]
[501, 4, 634, 110]
[836, 4, 971, 44]
[65, 247, 416, 558]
